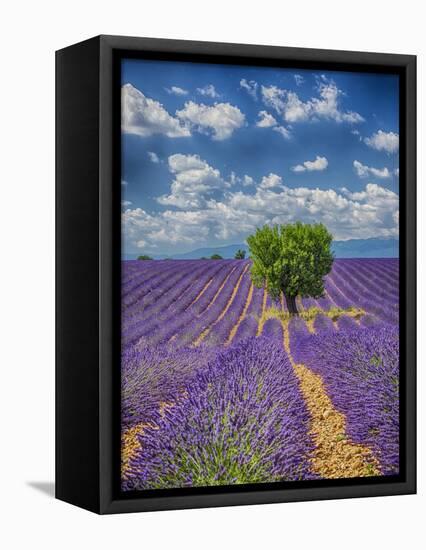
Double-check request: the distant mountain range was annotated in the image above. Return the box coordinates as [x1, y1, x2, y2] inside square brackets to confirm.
[331, 238, 398, 258]
[123, 238, 398, 260]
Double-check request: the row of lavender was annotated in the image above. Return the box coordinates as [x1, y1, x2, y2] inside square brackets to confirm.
[122, 260, 244, 348]
[289, 316, 399, 475]
[123, 338, 316, 489]
[122, 258, 398, 351]
[122, 324, 399, 487]
[293, 259, 399, 475]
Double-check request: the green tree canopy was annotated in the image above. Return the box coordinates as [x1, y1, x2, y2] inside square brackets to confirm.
[210, 254, 223, 260]
[234, 249, 246, 259]
[137, 254, 153, 260]
[247, 222, 333, 315]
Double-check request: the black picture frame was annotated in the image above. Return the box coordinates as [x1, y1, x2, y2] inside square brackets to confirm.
[56, 34, 416, 514]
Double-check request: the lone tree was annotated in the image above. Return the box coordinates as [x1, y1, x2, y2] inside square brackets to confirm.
[234, 249, 246, 259]
[247, 222, 333, 315]
[137, 254, 153, 260]
[210, 254, 223, 260]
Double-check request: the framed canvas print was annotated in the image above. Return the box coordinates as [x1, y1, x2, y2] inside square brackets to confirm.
[56, 35, 416, 514]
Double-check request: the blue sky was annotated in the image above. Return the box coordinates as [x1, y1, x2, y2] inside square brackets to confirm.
[121, 58, 399, 258]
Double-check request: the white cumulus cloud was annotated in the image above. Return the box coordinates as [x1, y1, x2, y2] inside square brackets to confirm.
[123, 207, 210, 248]
[259, 173, 284, 190]
[121, 83, 190, 138]
[165, 86, 188, 96]
[273, 125, 291, 139]
[256, 110, 277, 128]
[156, 154, 228, 209]
[122, 156, 399, 255]
[176, 101, 245, 141]
[283, 91, 310, 122]
[261, 80, 364, 125]
[240, 79, 258, 100]
[147, 151, 160, 163]
[124, 182, 398, 254]
[196, 84, 220, 98]
[353, 160, 391, 179]
[229, 173, 255, 187]
[294, 74, 305, 86]
[364, 130, 399, 153]
[261, 85, 286, 114]
[292, 156, 329, 173]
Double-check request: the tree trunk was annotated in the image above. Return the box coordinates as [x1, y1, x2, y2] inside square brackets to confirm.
[285, 294, 299, 316]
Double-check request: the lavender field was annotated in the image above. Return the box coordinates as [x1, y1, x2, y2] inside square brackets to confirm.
[121, 258, 399, 490]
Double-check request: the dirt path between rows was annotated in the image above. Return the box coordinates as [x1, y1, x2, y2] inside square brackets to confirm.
[226, 283, 254, 345]
[193, 264, 249, 346]
[282, 320, 380, 478]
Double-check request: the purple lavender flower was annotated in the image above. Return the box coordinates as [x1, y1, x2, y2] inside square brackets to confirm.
[298, 326, 399, 475]
[123, 338, 315, 490]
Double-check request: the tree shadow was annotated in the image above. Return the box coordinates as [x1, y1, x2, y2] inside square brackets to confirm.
[27, 481, 55, 498]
